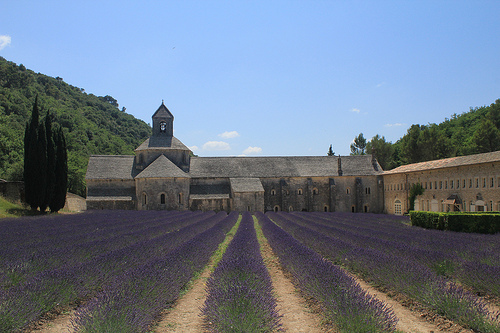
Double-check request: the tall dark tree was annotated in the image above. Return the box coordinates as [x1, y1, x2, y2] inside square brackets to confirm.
[350, 133, 367, 155]
[35, 121, 48, 211]
[50, 126, 68, 212]
[327, 144, 335, 156]
[44, 110, 56, 211]
[23, 96, 40, 210]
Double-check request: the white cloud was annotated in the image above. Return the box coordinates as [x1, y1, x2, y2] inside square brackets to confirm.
[188, 145, 199, 151]
[218, 131, 240, 139]
[385, 123, 404, 127]
[202, 141, 231, 151]
[350, 108, 360, 113]
[0, 35, 11, 51]
[242, 146, 262, 155]
[376, 82, 385, 88]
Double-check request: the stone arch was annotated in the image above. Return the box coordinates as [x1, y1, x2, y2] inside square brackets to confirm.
[274, 205, 280, 212]
[394, 199, 402, 215]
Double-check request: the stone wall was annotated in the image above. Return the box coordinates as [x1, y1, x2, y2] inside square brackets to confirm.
[383, 162, 500, 214]
[136, 177, 190, 210]
[231, 191, 264, 212]
[0, 180, 24, 204]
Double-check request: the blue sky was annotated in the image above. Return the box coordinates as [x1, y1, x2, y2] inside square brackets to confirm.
[1, 1, 499, 157]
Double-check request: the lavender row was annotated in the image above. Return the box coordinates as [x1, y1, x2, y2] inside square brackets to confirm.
[255, 212, 397, 333]
[201, 212, 282, 332]
[0, 211, 225, 332]
[296, 211, 500, 298]
[72, 211, 239, 333]
[269, 212, 500, 333]
[0, 210, 209, 289]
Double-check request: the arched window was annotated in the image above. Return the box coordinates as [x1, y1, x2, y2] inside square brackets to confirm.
[178, 193, 183, 204]
[288, 206, 293, 212]
[297, 189, 303, 195]
[274, 205, 280, 212]
[364, 205, 369, 213]
[160, 193, 166, 205]
[346, 188, 351, 195]
[142, 192, 147, 206]
[324, 205, 329, 212]
[271, 189, 276, 196]
[313, 188, 319, 195]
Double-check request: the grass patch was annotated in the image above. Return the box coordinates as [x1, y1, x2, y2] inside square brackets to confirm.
[0, 196, 33, 218]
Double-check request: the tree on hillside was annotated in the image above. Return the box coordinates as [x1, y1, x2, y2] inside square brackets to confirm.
[350, 133, 367, 155]
[50, 126, 68, 212]
[327, 144, 335, 156]
[23, 98, 68, 212]
[366, 134, 394, 170]
[473, 119, 500, 153]
[23, 96, 40, 210]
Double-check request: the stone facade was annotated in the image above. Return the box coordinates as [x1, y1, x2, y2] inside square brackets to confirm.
[86, 102, 385, 213]
[86, 102, 500, 214]
[383, 152, 500, 214]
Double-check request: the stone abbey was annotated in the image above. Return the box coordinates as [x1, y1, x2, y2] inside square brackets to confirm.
[86, 102, 500, 214]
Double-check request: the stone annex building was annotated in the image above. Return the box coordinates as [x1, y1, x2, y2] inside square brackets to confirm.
[86, 103, 500, 215]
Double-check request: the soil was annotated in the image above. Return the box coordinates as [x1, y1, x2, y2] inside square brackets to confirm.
[30, 239, 499, 333]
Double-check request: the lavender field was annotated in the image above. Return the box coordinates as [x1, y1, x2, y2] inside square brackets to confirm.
[0, 210, 499, 332]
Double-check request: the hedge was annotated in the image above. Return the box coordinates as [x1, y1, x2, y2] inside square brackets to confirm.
[409, 211, 500, 234]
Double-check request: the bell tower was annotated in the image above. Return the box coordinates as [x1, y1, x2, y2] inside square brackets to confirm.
[152, 100, 174, 137]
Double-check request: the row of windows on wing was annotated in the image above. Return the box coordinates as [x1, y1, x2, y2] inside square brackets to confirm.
[269, 187, 372, 196]
[386, 176, 500, 191]
[270, 204, 370, 213]
[142, 192, 183, 205]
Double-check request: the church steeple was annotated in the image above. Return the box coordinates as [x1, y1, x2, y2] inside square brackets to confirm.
[152, 101, 174, 137]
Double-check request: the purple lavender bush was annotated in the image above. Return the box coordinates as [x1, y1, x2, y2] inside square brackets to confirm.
[72, 211, 238, 333]
[256, 212, 397, 333]
[201, 212, 282, 332]
[0, 210, 223, 332]
[270, 212, 500, 333]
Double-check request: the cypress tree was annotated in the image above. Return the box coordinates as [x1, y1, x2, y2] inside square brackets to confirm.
[50, 126, 68, 212]
[35, 121, 48, 211]
[23, 96, 40, 210]
[44, 110, 56, 211]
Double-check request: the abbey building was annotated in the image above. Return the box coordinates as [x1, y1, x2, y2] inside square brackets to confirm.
[86, 103, 500, 214]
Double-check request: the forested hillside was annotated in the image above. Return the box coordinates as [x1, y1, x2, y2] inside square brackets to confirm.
[361, 99, 500, 170]
[0, 57, 151, 197]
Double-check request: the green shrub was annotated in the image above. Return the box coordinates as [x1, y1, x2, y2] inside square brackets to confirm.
[409, 211, 500, 234]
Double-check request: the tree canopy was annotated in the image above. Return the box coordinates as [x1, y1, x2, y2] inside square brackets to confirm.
[0, 57, 151, 197]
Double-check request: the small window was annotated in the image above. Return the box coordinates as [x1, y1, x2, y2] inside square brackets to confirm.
[351, 205, 355, 212]
[346, 188, 351, 195]
[435, 181, 437, 189]
[274, 205, 280, 212]
[298, 189, 303, 195]
[247, 206, 251, 211]
[364, 205, 369, 213]
[445, 181, 448, 189]
[439, 181, 443, 189]
[271, 189, 276, 196]
[463, 179, 466, 188]
[288, 206, 293, 212]
[470, 179, 473, 188]
[476, 178, 479, 188]
[142, 193, 147, 206]
[324, 205, 329, 212]
[313, 188, 319, 195]
[160, 193, 166, 204]
[178, 193, 183, 204]
[483, 178, 486, 188]
[456, 180, 460, 189]
[450, 180, 454, 189]
[429, 182, 432, 190]
[365, 187, 371, 194]
[491, 178, 495, 188]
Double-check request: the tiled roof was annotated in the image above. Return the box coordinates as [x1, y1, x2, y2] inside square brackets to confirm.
[135, 155, 190, 179]
[189, 155, 381, 178]
[85, 155, 136, 180]
[384, 150, 500, 175]
[135, 136, 190, 151]
[86, 196, 133, 201]
[152, 102, 174, 119]
[230, 178, 264, 193]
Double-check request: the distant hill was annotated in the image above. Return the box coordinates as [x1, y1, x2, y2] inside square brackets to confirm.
[0, 57, 151, 197]
[391, 99, 500, 167]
